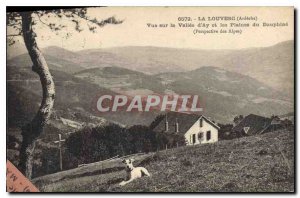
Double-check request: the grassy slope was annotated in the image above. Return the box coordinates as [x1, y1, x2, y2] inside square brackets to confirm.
[33, 130, 294, 192]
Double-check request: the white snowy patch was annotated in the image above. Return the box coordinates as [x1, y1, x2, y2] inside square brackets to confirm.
[112, 88, 154, 96]
[258, 86, 267, 90]
[252, 97, 293, 107]
[214, 68, 226, 73]
[215, 75, 228, 81]
[164, 89, 178, 95]
[208, 89, 233, 97]
[60, 117, 83, 129]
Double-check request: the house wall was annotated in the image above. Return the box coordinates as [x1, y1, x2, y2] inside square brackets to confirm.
[184, 117, 218, 145]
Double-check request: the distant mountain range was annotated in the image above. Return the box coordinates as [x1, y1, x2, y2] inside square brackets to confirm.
[80, 40, 293, 97]
[8, 40, 294, 96]
[7, 40, 294, 138]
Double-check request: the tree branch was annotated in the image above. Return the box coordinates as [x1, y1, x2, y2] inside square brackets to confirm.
[73, 12, 123, 28]
[36, 13, 51, 28]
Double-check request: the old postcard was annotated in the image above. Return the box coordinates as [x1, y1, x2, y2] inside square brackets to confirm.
[6, 6, 294, 192]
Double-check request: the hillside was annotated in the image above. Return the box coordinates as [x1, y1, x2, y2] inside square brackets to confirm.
[156, 67, 293, 122]
[7, 51, 84, 74]
[7, 65, 126, 176]
[74, 66, 165, 94]
[7, 42, 27, 60]
[7, 63, 293, 127]
[7, 65, 117, 141]
[74, 65, 293, 123]
[6, 65, 159, 140]
[32, 130, 294, 192]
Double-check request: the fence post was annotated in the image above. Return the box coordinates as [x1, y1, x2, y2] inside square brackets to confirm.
[100, 157, 103, 174]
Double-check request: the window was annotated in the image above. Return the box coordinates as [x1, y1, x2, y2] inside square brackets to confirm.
[200, 119, 203, 127]
[198, 132, 203, 140]
[243, 127, 250, 134]
[206, 131, 211, 141]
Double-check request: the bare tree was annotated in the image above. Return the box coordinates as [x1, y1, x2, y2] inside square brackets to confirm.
[7, 8, 122, 179]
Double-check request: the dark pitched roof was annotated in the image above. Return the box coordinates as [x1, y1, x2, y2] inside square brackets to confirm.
[232, 114, 271, 135]
[152, 111, 219, 134]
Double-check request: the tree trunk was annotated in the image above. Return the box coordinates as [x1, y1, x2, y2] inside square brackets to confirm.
[18, 12, 55, 179]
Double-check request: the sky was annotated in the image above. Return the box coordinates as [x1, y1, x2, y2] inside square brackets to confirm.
[8, 6, 294, 51]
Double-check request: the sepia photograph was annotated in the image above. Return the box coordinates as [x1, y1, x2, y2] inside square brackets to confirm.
[6, 6, 294, 192]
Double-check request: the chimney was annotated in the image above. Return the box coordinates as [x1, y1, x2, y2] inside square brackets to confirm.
[175, 118, 179, 133]
[165, 114, 169, 132]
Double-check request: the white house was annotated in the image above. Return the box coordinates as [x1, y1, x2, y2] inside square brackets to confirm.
[152, 111, 219, 145]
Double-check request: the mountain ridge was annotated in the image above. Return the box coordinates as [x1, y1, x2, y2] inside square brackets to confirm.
[38, 39, 293, 97]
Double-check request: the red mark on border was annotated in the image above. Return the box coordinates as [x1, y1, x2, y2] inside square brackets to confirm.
[6, 160, 39, 192]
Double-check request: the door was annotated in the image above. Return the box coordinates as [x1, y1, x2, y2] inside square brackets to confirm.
[192, 134, 196, 144]
[198, 132, 204, 143]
